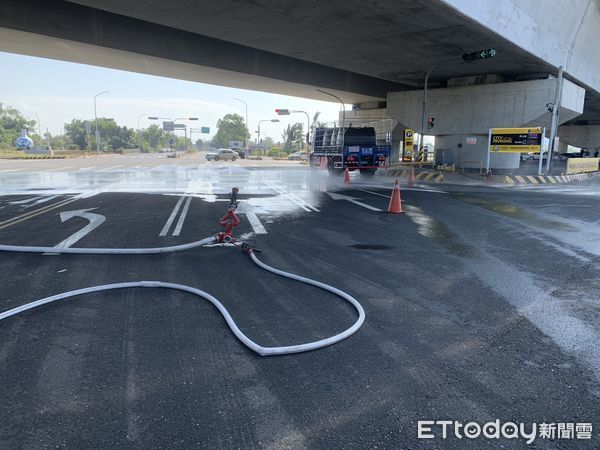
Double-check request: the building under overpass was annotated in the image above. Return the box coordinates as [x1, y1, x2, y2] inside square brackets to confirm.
[1, 0, 599, 167]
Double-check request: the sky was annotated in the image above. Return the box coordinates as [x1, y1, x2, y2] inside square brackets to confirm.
[0, 51, 343, 142]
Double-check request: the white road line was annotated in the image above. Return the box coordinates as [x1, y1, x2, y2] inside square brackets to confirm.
[0, 168, 25, 172]
[98, 165, 124, 171]
[9, 196, 43, 205]
[44, 166, 76, 172]
[160, 196, 185, 236]
[172, 196, 192, 236]
[244, 210, 267, 234]
[358, 187, 448, 197]
[266, 184, 312, 212]
[78, 166, 97, 171]
[358, 189, 390, 198]
[29, 195, 60, 206]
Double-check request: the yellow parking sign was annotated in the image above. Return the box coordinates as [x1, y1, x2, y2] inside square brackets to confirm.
[403, 129, 414, 162]
[489, 127, 543, 153]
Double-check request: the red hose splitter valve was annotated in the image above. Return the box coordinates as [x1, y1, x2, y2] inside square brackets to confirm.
[217, 187, 240, 243]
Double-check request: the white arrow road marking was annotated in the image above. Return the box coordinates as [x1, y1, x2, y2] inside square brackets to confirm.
[358, 187, 448, 196]
[53, 208, 106, 249]
[327, 192, 382, 212]
[237, 202, 267, 234]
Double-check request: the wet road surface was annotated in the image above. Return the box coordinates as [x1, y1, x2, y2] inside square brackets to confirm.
[0, 155, 599, 448]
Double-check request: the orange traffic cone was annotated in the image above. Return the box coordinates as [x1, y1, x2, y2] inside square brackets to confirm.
[387, 180, 404, 213]
[344, 168, 351, 184]
[408, 167, 416, 186]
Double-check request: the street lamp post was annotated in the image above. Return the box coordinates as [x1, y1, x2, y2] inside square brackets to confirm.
[257, 119, 280, 149]
[418, 66, 435, 166]
[275, 109, 311, 148]
[137, 113, 149, 152]
[94, 90, 109, 155]
[33, 112, 41, 140]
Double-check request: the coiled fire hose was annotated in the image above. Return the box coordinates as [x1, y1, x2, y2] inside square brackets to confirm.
[0, 225, 365, 356]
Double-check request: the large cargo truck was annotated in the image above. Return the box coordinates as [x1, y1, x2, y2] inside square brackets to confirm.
[310, 120, 392, 175]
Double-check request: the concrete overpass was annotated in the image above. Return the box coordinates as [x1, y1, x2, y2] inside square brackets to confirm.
[1, 0, 599, 162]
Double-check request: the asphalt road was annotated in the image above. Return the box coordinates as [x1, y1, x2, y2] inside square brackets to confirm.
[0, 155, 599, 449]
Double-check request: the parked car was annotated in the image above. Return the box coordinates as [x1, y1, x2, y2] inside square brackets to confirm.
[520, 153, 534, 161]
[288, 151, 308, 161]
[205, 148, 239, 161]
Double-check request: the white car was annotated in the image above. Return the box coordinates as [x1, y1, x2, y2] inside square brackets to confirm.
[288, 151, 308, 161]
[205, 148, 239, 161]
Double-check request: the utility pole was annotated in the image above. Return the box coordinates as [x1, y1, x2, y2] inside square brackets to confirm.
[94, 91, 109, 155]
[137, 113, 149, 152]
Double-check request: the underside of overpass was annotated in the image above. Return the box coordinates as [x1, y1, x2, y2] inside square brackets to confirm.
[0, 0, 599, 136]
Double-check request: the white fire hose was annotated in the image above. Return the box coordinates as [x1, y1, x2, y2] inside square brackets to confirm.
[0, 239, 365, 356]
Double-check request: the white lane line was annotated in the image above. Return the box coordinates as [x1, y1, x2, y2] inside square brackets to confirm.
[0, 168, 25, 172]
[28, 195, 60, 206]
[172, 196, 192, 236]
[8, 196, 43, 205]
[44, 166, 76, 172]
[358, 187, 448, 197]
[265, 184, 312, 212]
[244, 210, 267, 234]
[358, 189, 392, 199]
[78, 166, 97, 171]
[98, 165, 124, 172]
[74, 176, 134, 199]
[159, 196, 185, 236]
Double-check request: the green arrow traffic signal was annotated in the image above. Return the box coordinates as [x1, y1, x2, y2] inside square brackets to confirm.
[463, 48, 497, 61]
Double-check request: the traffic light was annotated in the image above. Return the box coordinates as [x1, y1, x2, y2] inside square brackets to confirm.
[427, 116, 435, 129]
[462, 48, 497, 61]
[275, 109, 290, 115]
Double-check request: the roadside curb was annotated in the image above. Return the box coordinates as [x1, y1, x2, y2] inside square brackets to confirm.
[378, 169, 445, 183]
[0, 155, 67, 160]
[503, 172, 599, 185]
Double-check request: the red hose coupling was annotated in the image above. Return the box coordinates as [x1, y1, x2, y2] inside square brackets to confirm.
[217, 208, 240, 243]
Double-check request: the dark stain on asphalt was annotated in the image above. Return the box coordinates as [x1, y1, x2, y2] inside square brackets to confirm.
[451, 194, 575, 231]
[404, 205, 477, 258]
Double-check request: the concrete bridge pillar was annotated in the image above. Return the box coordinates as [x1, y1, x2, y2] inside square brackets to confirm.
[386, 78, 585, 169]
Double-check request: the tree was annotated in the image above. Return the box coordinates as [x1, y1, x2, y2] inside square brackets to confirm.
[195, 139, 207, 150]
[0, 103, 36, 149]
[64, 119, 89, 150]
[312, 111, 324, 128]
[281, 123, 304, 151]
[96, 118, 136, 151]
[211, 113, 250, 148]
[139, 124, 164, 151]
[261, 136, 275, 149]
